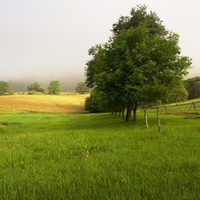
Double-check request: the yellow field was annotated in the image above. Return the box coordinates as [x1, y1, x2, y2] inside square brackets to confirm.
[0, 93, 89, 113]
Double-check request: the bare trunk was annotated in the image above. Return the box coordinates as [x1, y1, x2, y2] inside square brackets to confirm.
[122, 106, 125, 120]
[126, 102, 133, 122]
[164, 104, 169, 114]
[144, 108, 149, 128]
[118, 107, 121, 117]
[133, 103, 137, 122]
[156, 105, 161, 132]
[118, 105, 124, 119]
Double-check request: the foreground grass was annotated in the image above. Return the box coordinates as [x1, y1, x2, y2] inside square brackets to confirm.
[0, 111, 199, 199]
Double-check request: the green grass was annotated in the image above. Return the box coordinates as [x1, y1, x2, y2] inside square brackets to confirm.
[157, 100, 200, 116]
[0, 111, 199, 199]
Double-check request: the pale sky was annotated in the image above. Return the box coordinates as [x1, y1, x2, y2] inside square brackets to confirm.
[0, 0, 200, 85]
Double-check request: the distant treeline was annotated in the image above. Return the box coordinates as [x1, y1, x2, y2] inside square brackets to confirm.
[7, 79, 81, 92]
[185, 76, 200, 99]
[0, 77, 199, 99]
[0, 80, 89, 95]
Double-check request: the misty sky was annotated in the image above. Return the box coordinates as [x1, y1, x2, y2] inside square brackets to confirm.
[1, 0, 200, 84]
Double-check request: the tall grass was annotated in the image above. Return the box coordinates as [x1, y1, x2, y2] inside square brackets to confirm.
[0, 111, 199, 199]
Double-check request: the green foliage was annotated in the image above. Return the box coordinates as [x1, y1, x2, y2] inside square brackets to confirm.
[75, 82, 89, 94]
[48, 80, 61, 94]
[7, 90, 15, 95]
[85, 88, 110, 113]
[112, 5, 166, 36]
[0, 81, 9, 95]
[85, 97, 100, 113]
[27, 82, 46, 93]
[167, 83, 188, 103]
[0, 112, 199, 199]
[185, 76, 200, 99]
[28, 90, 36, 95]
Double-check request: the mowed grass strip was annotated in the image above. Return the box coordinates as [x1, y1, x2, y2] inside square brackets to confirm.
[0, 111, 199, 199]
[0, 94, 89, 113]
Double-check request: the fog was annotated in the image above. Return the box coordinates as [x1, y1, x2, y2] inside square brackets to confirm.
[1, 0, 200, 91]
[8, 74, 85, 92]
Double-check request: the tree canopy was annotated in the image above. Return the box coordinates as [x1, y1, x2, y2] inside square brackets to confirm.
[48, 80, 61, 94]
[0, 81, 9, 95]
[27, 82, 45, 93]
[85, 5, 192, 130]
[75, 82, 90, 94]
[185, 77, 200, 99]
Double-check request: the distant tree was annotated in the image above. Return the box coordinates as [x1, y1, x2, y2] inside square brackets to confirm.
[0, 81, 9, 95]
[167, 83, 188, 103]
[8, 90, 15, 95]
[185, 77, 200, 99]
[27, 82, 45, 93]
[48, 80, 61, 94]
[75, 82, 90, 94]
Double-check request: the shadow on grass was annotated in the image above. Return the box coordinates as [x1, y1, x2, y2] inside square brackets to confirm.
[65, 113, 136, 131]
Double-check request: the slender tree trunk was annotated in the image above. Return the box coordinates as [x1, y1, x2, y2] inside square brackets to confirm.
[111, 110, 114, 115]
[126, 102, 133, 122]
[118, 105, 124, 118]
[164, 104, 169, 114]
[144, 108, 149, 128]
[118, 106, 122, 117]
[133, 103, 137, 122]
[156, 104, 161, 132]
[122, 106, 125, 120]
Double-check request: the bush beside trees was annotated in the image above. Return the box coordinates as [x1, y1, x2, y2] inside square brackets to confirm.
[85, 88, 110, 113]
[27, 82, 46, 94]
[167, 83, 189, 103]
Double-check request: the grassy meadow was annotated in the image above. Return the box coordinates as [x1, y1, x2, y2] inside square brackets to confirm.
[0, 94, 200, 199]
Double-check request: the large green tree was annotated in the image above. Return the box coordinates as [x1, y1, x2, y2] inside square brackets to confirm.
[85, 5, 192, 129]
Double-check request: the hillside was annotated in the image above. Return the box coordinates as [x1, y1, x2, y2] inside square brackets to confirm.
[0, 94, 89, 113]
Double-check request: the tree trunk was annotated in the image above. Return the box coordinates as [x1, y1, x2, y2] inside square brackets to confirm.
[144, 108, 149, 128]
[126, 102, 133, 122]
[118, 107, 121, 117]
[156, 105, 161, 132]
[133, 103, 137, 122]
[122, 106, 125, 120]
